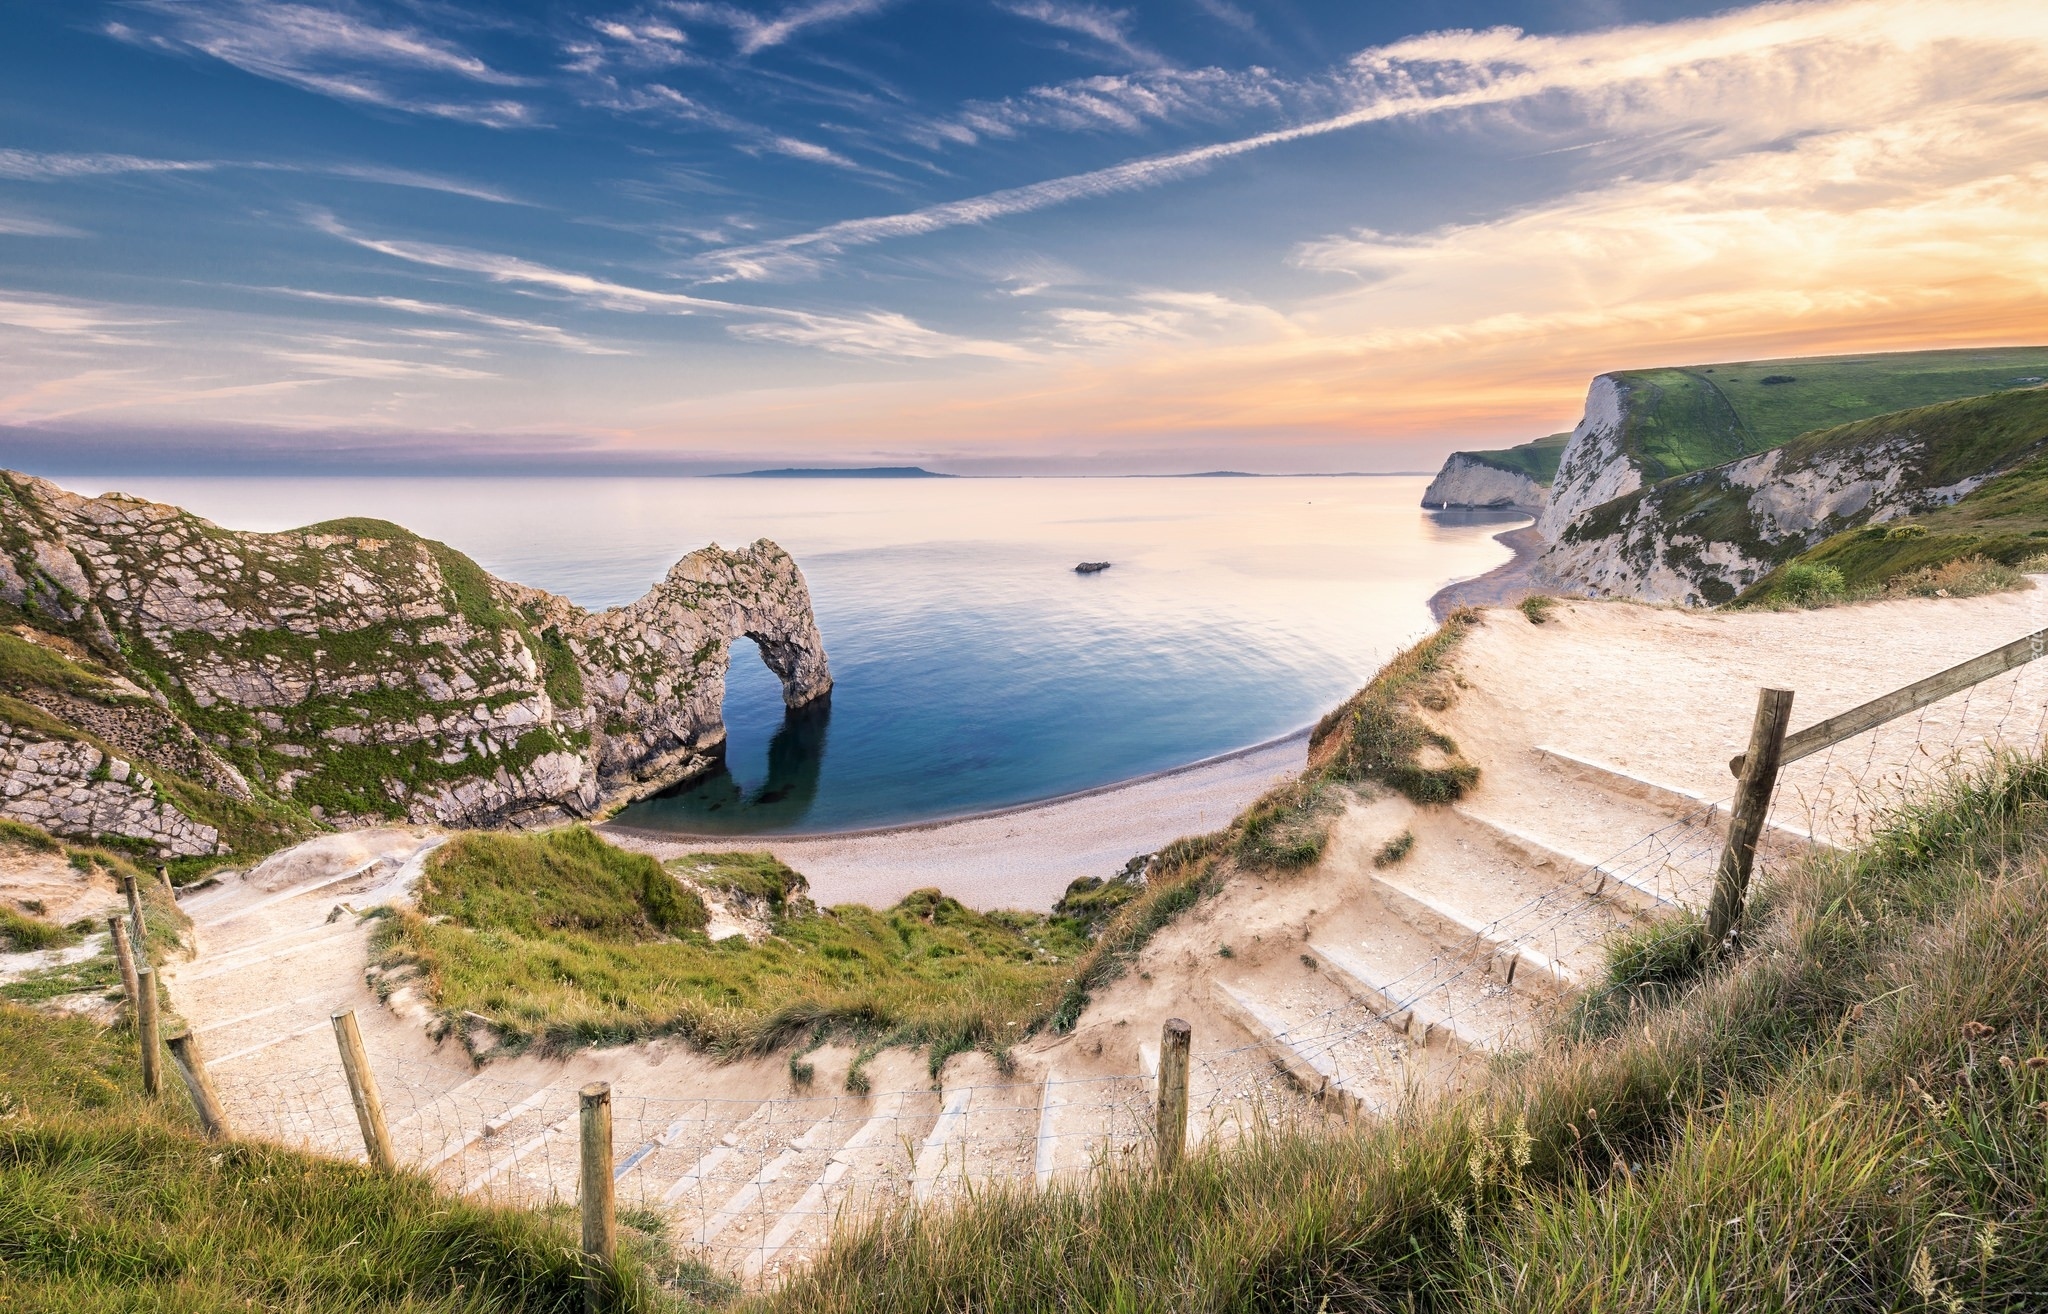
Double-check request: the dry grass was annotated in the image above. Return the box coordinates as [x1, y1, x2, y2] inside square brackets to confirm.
[1885, 553, 2034, 600]
[751, 753, 2048, 1312]
[0, 1004, 706, 1312]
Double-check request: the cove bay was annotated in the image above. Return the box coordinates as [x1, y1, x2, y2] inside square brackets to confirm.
[64, 473, 1518, 833]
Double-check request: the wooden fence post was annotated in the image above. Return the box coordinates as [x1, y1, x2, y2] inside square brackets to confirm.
[331, 1009, 396, 1172]
[107, 916, 141, 1017]
[122, 873, 147, 964]
[166, 1032, 229, 1138]
[158, 864, 176, 896]
[1155, 1018, 1191, 1175]
[580, 1082, 616, 1314]
[135, 965, 161, 1096]
[1702, 687, 1795, 957]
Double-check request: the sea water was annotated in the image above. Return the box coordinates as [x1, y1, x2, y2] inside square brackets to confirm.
[57, 474, 1521, 833]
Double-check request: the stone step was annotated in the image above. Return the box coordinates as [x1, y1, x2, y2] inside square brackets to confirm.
[1452, 807, 1694, 915]
[1535, 746, 1833, 854]
[1370, 867, 1587, 993]
[910, 1087, 974, 1204]
[1209, 977, 1409, 1116]
[1309, 921, 1540, 1059]
[612, 1096, 768, 1202]
[673, 1091, 939, 1270]
[745, 1091, 922, 1281]
[691, 1108, 843, 1247]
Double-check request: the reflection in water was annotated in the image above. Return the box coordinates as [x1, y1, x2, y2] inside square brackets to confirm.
[639, 694, 832, 833]
[1423, 508, 1532, 538]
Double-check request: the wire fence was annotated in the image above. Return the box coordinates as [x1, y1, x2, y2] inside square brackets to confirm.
[179, 640, 2048, 1284]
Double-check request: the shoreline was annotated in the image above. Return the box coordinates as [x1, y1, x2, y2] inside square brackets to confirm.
[1429, 518, 1545, 619]
[600, 725, 1313, 845]
[601, 730, 1310, 912]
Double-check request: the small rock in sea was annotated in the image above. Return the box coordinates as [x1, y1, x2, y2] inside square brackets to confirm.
[1074, 561, 1112, 574]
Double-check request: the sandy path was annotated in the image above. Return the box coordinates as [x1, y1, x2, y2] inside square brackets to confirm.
[602, 732, 1307, 912]
[1442, 587, 2048, 842]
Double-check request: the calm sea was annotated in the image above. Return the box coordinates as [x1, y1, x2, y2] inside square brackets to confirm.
[59, 474, 1520, 834]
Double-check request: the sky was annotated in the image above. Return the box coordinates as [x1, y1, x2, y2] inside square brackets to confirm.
[0, 0, 2044, 475]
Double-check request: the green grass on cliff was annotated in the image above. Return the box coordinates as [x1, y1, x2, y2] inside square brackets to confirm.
[1454, 432, 1570, 484]
[1614, 346, 2048, 483]
[0, 1002, 706, 1313]
[753, 752, 2048, 1313]
[1738, 388, 2048, 605]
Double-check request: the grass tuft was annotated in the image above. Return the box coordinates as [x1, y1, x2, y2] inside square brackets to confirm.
[1310, 610, 1483, 806]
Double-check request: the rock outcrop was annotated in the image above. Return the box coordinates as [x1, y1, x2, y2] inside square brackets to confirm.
[1534, 375, 1635, 540]
[0, 471, 831, 847]
[1420, 455, 1549, 512]
[0, 727, 220, 856]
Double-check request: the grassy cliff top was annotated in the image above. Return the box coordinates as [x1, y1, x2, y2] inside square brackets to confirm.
[1611, 345, 2048, 483]
[1452, 432, 1570, 484]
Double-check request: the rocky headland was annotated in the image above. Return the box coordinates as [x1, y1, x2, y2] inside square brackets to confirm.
[0, 470, 829, 856]
[1423, 347, 2048, 608]
[1419, 453, 1550, 513]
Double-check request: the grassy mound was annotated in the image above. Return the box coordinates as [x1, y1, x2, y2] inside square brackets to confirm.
[377, 831, 1093, 1065]
[757, 753, 2048, 1312]
[0, 1004, 707, 1312]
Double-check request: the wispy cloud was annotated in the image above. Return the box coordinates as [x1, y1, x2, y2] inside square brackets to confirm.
[265, 287, 625, 353]
[666, 0, 898, 56]
[694, 0, 2048, 280]
[109, 1, 537, 127]
[0, 148, 522, 203]
[308, 212, 1030, 358]
[910, 66, 1289, 147]
[586, 80, 888, 176]
[0, 293, 161, 344]
[0, 210, 86, 238]
[1000, 1, 1168, 69]
[315, 163, 528, 203]
[1186, 0, 1263, 41]
[0, 150, 216, 180]
[271, 348, 497, 380]
[568, 14, 693, 71]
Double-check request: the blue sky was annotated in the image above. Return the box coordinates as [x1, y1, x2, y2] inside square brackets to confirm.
[2, 0, 2044, 473]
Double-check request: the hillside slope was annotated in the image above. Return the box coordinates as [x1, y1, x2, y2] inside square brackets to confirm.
[1535, 387, 2048, 605]
[0, 471, 830, 865]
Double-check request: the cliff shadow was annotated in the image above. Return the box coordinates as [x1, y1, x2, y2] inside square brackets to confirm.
[627, 693, 833, 834]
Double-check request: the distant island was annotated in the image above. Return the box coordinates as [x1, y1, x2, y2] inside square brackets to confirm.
[720, 466, 953, 479]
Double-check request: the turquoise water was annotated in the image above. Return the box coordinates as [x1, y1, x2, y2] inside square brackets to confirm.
[62, 474, 1519, 833]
